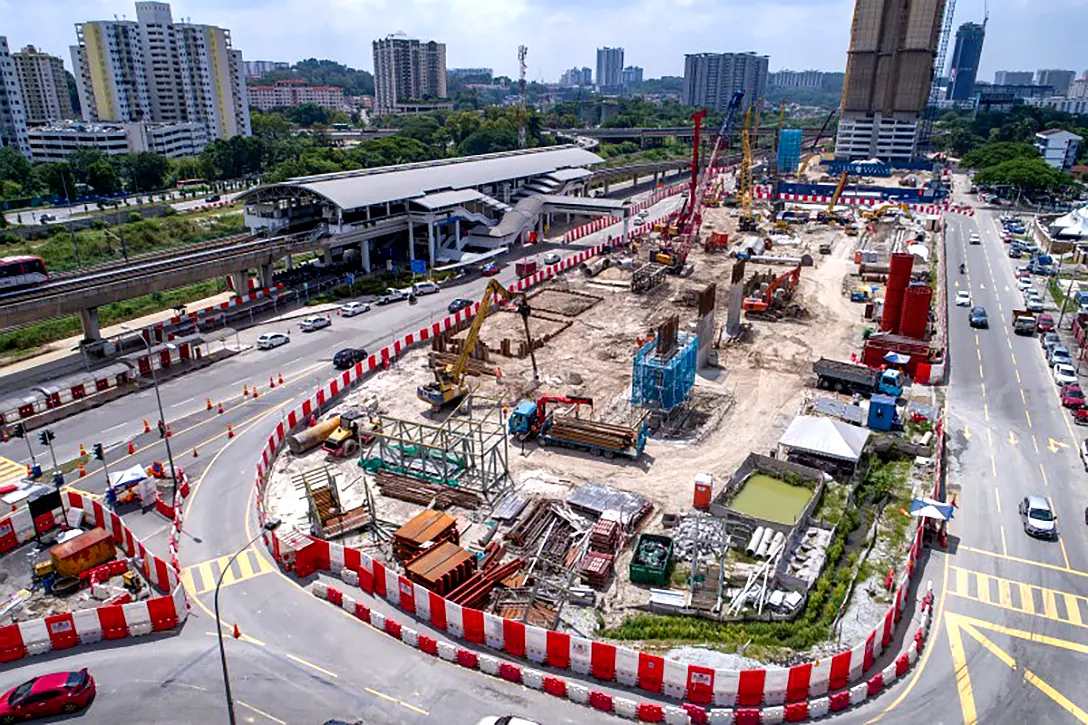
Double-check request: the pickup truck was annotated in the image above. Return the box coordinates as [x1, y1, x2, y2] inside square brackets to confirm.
[1012, 309, 1037, 336]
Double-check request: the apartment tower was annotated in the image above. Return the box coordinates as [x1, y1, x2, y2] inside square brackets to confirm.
[11, 46, 76, 125]
[682, 52, 768, 114]
[835, 0, 947, 161]
[0, 37, 31, 157]
[71, 1, 250, 140]
[596, 47, 625, 92]
[372, 35, 447, 116]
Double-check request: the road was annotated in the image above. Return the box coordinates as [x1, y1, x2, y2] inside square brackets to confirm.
[0, 192, 684, 725]
[3, 189, 246, 226]
[838, 180, 1088, 725]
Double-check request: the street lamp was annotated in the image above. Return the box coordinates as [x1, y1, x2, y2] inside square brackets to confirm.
[216, 518, 280, 725]
[121, 325, 178, 502]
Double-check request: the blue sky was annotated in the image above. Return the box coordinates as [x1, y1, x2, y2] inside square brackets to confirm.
[2, 0, 1084, 82]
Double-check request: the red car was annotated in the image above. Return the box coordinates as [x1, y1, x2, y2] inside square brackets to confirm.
[0, 669, 95, 722]
[481, 262, 500, 277]
[1036, 314, 1056, 332]
[1062, 384, 1086, 409]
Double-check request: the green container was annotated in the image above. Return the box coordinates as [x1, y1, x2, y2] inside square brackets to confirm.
[629, 533, 674, 587]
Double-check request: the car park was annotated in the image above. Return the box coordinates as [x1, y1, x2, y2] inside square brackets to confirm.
[955, 290, 972, 307]
[257, 332, 290, 350]
[1061, 383, 1086, 408]
[1050, 345, 1072, 366]
[543, 251, 561, 264]
[481, 262, 500, 277]
[1016, 275, 1031, 289]
[0, 669, 96, 721]
[1008, 247, 1023, 259]
[1018, 495, 1058, 539]
[333, 348, 368, 369]
[300, 316, 331, 332]
[1041, 331, 1061, 354]
[339, 301, 371, 317]
[1026, 297, 1045, 313]
[969, 306, 989, 328]
[447, 297, 473, 314]
[1035, 313, 1056, 332]
[1054, 363, 1078, 386]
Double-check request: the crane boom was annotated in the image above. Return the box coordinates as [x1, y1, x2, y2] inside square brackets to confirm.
[827, 170, 849, 213]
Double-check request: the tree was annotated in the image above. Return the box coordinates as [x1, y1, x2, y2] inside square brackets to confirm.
[121, 152, 171, 191]
[33, 162, 77, 199]
[280, 103, 332, 127]
[458, 126, 518, 156]
[0, 146, 33, 186]
[251, 111, 292, 143]
[200, 137, 266, 179]
[399, 115, 441, 146]
[960, 142, 1039, 170]
[85, 159, 120, 195]
[258, 59, 374, 96]
[974, 157, 1073, 195]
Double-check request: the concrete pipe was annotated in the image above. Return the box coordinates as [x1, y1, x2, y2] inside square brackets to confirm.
[746, 526, 765, 557]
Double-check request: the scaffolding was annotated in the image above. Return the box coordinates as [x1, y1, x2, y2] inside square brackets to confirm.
[630, 316, 698, 413]
[359, 394, 510, 500]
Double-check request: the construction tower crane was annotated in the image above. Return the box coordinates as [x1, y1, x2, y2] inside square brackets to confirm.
[517, 45, 528, 148]
[416, 279, 538, 409]
[798, 109, 837, 175]
[738, 108, 758, 232]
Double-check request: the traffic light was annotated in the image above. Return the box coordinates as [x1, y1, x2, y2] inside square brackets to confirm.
[11, 423, 23, 439]
[38, 431, 48, 446]
[93, 443, 105, 461]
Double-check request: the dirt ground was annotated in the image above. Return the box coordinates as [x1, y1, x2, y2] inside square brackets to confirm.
[265, 200, 932, 636]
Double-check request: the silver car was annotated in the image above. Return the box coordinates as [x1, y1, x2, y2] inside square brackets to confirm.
[1019, 495, 1057, 539]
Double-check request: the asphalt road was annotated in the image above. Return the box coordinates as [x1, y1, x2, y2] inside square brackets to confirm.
[3, 189, 247, 226]
[0, 193, 683, 725]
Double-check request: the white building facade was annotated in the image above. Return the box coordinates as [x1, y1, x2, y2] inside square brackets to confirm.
[247, 80, 345, 111]
[0, 37, 31, 157]
[11, 45, 76, 125]
[1035, 129, 1083, 171]
[27, 120, 207, 161]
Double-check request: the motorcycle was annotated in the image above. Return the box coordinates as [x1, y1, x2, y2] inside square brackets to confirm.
[408, 293, 418, 306]
[959, 263, 965, 274]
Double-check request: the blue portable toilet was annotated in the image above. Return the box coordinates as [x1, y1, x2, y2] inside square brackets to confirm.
[868, 394, 897, 431]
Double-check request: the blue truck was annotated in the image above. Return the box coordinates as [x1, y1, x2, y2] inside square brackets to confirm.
[508, 395, 648, 460]
[813, 358, 904, 398]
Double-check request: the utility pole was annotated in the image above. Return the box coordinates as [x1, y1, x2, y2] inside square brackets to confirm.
[518, 45, 528, 149]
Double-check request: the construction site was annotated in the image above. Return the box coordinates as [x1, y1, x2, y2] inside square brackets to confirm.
[264, 96, 949, 660]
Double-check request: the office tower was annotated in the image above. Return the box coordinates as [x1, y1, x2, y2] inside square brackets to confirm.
[11, 45, 76, 125]
[994, 70, 1033, 85]
[622, 66, 644, 87]
[596, 47, 624, 91]
[70, 1, 250, 140]
[0, 37, 31, 157]
[835, 0, 947, 161]
[1035, 69, 1076, 96]
[682, 52, 768, 113]
[945, 22, 985, 101]
[372, 35, 447, 116]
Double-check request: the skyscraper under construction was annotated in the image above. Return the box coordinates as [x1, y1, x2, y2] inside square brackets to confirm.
[834, 0, 947, 161]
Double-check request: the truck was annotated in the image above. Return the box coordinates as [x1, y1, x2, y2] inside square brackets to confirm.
[508, 395, 648, 460]
[515, 259, 538, 278]
[813, 358, 904, 397]
[322, 409, 378, 457]
[1012, 309, 1037, 336]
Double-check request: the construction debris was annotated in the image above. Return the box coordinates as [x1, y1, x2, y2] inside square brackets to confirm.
[375, 470, 481, 510]
[392, 510, 459, 562]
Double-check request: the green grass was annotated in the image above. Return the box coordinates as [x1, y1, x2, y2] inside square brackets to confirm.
[0, 278, 228, 357]
[0, 213, 245, 273]
[1050, 278, 1067, 308]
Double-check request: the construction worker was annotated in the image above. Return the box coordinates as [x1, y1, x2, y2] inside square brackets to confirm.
[157, 420, 166, 438]
[106, 486, 118, 510]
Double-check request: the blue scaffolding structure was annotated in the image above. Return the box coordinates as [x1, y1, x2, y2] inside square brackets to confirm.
[630, 332, 698, 412]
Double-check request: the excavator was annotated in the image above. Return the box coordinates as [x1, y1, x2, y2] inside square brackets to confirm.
[816, 170, 851, 225]
[416, 279, 538, 410]
[741, 264, 802, 321]
[863, 202, 911, 222]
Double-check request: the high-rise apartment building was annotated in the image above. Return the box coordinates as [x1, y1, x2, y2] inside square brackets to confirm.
[0, 38, 31, 157]
[447, 68, 492, 80]
[621, 66, 644, 88]
[71, 1, 250, 141]
[243, 60, 289, 78]
[768, 69, 827, 89]
[247, 79, 345, 111]
[11, 46, 76, 126]
[372, 35, 447, 116]
[1035, 69, 1076, 96]
[596, 47, 624, 92]
[560, 67, 592, 87]
[682, 52, 768, 114]
[994, 70, 1034, 85]
[835, 0, 947, 161]
[946, 22, 985, 101]
[1069, 74, 1088, 100]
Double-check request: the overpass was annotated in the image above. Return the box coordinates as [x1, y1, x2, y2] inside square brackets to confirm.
[562, 126, 821, 145]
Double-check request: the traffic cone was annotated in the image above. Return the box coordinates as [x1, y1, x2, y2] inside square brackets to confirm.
[79, 443, 87, 457]
[278, 373, 283, 385]
[1, 429, 7, 443]
[206, 398, 213, 410]
[143, 419, 151, 434]
[243, 383, 249, 397]
[227, 424, 234, 439]
[252, 386, 259, 399]
[165, 424, 172, 438]
[269, 376, 275, 389]
[128, 441, 136, 455]
[26, 464, 32, 477]
[232, 624, 241, 639]
[192, 446, 199, 458]
[78, 463, 86, 478]
[217, 402, 224, 414]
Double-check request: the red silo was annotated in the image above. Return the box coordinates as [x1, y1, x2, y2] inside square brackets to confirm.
[880, 253, 914, 333]
[899, 284, 933, 341]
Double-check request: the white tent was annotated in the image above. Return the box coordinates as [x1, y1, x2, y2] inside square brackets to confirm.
[1050, 205, 1088, 239]
[778, 416, 872, 463]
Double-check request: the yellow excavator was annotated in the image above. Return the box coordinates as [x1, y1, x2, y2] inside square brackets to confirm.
[416, 279, 538, 410]
[817, 170, 850, 224]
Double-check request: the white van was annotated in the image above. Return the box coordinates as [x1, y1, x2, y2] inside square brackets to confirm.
[413, 281, 440, 296]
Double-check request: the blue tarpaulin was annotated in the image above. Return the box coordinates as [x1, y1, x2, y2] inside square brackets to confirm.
[910, 497, 954, 521]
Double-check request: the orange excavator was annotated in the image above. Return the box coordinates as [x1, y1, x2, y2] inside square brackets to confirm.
[741, 264, 802, 321]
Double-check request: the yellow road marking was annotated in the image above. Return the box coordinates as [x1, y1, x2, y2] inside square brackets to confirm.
[998, 578, 1013, 608]
[1041, 464, 1049, 487]
[1000, 526, 1008, 556]
[1026, 409, 1033, 428]
[1042, 588, 1059, 619]
[1019, 582, 1036, 615]
[286, 652, 339, 678]
[959, 544, 1088, 579]
[987, 427, 993, 447]
[0, 455, 27, 486]
[991, 456, 997, 476]
[1016, 369, 1022, 384]
[1007, 431, 1018, 447]
[1060, 536, 1072, 570]
[984, 403, 990, 421]
[181, 549, 274, 595]
[994, 487, 1002, 513]
[236, 700, 287, 725]
[1023, 671, 1088, 724]
[365, 688, 429, 716]
[976, 573, 992, 605]
[946, 612, 978, 725]
[1021, 388, 1028, 404]
[1032, 435, 1040, 454]
[950, 565, 1088, 628]
[1065, 593, 1084, 626]
[1048, 437, 1070, 453]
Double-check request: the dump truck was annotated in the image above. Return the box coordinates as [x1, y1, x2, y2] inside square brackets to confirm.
[322, 409, 378, 457]
[508, 395, 648, 460]
[1012, 309, 1037, 336]
[813, 358, 903, 397]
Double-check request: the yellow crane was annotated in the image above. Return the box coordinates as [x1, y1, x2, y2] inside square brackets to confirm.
[416, 279, 538, 409]
[738, 108, 758, 232]
[827, 170, 849, 213]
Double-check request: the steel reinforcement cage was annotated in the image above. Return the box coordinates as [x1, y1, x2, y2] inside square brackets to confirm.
[630, 331, 698, 412]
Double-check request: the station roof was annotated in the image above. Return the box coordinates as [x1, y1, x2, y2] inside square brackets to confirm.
[243, 146, 603, 213]
[412, 189, 485, 211]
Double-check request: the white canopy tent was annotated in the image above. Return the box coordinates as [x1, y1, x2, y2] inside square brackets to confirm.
[778, 416, 872, 464]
